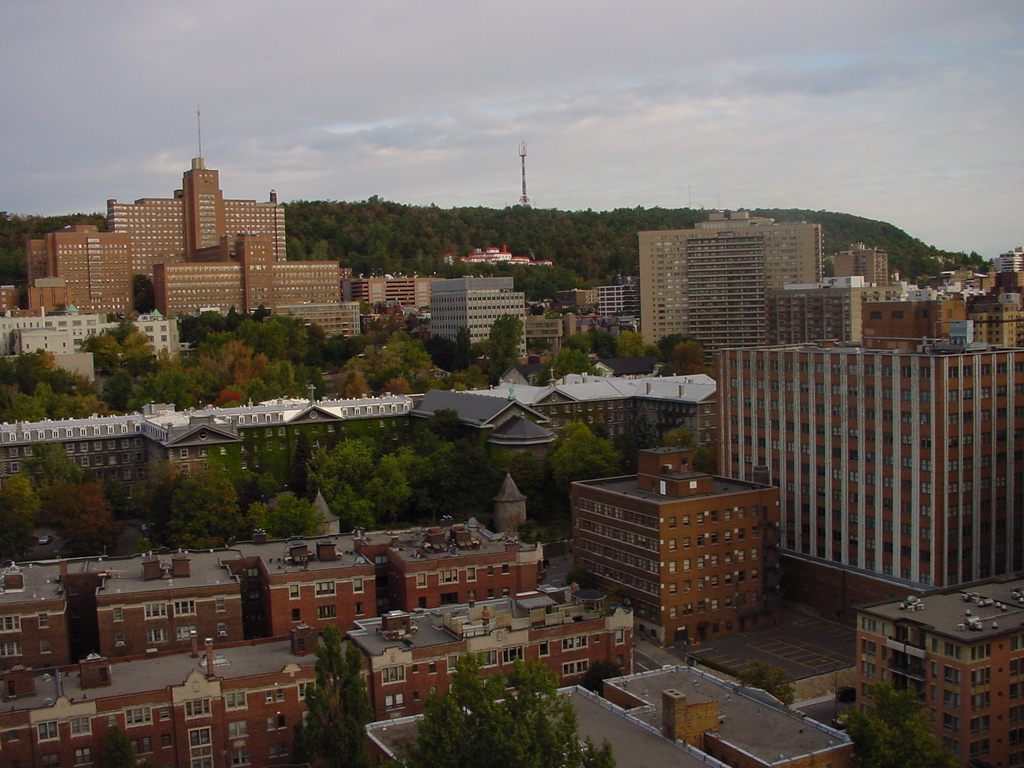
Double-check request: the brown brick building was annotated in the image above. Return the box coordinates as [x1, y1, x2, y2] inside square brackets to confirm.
[720, 341, 1024, 622]
[861, 299, 967, 349]
[349, 587, 633, 720]
[571, 448, 781, 645]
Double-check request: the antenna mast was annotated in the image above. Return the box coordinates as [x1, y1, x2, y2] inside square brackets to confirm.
[518, 141, 530, 206]
[197, 107, 203, 158]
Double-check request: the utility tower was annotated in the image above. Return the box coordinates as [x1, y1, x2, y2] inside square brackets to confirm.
[518, 141, 531, 206]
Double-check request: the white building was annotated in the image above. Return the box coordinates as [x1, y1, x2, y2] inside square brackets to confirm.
[429, 277, 526, 352]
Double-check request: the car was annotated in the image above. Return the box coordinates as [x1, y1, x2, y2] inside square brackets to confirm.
[36, 534, 53, 546]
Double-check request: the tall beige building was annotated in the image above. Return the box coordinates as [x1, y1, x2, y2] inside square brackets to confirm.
[833, 242, 889, 285]
[24, 225, 133, 314]
[639, 211, 822, 347]
[107, 157, 285, 273]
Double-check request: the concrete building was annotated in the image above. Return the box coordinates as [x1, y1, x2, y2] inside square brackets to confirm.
[556, 288, 599, 308]
[571, 448, 781, 644]
[719, 340, 1024, 622]
[766, 277, 870, 345]
[969, 293, 1024, 348]
[854, 576, 1024, 766]
[0, 309, 178, 358]
[278, 300, 361, 338]
[349, 587, 633, 720]
[107, 156, 286, 271]
[596, 276, 640, 317]
[25, 225, 134, 314]
[343, 276, 439, 309]
[995, 246, 1024, 273]
[429, 276, 525, 352]
[834, 242, 890, 286]
[639, 210, 823, 347]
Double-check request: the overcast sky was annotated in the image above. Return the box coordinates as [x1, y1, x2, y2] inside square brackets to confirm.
[2, 1, 1021, 257]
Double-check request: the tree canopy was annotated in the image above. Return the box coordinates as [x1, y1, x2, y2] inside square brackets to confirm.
[736, 661, 796, 706]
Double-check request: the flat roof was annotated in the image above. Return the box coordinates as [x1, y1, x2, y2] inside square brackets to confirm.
[12, 639, 316, 713]
[230, 533, 373, 573]
[860, 575, 1024, 642]
[577, 475, 772, 503]
[605, 667, 849, 763]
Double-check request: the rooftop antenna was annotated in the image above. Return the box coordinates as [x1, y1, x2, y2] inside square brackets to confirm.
[197, 107, 203, 158]
[518, 141, 530, 207]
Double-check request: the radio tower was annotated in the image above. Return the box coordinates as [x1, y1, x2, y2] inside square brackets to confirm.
[518, 141, 531, 206]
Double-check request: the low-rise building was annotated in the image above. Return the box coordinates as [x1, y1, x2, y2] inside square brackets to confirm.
[572, 448, 781, 644]
[349, 587, 633, 720]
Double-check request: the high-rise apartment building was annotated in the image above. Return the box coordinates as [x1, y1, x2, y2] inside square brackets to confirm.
[596, 276, 640, 317]
[429, 277, 525, 349]
[720, 340, 1024, 621]
[639, 211, 822, 347]
[834, 242, 890, 286]
[571, 448, 781, 644]
[107, 156, 285, 273]
[24, 225, 133, 314]
[995, 246, 1024, 273]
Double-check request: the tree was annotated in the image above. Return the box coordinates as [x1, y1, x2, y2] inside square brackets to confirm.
[43, 480, 122, 557]
[668, 339, 705, 375]
[0, 475, 39, 559]
[454, 325, 473, 370]
[296, 625, 373, 768]
[580, 659, 623, 694]
[247, 494, 325, 539]
[133, 274, 156, 314]
[539, 348, 596, 384]
[485, 314, 524, 383]
[404, 654, 613, 768]
[588, 330, 617, 359]
[163, 468, 243, 548]
[549, 422, 621, 493]
[104, 725, 139, 768]
[737, 661, 796, 706]
[845, 682, 957, 768]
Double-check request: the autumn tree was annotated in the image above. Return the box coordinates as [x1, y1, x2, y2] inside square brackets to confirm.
[845, 682, 957, 768]
[737, 661, 796, 706]
[295, 625, 373, 768]
[42, 480, 122, 557]
[0, 475, 40, 559]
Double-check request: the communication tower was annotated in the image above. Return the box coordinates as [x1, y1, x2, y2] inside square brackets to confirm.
[518, 141, 531, 206]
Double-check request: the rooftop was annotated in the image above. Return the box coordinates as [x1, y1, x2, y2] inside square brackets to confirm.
[605, 667, 849, 763]
[860, 575, 1024, 642]
[9, 639, 316, 713]
[576, 474, 772, 503]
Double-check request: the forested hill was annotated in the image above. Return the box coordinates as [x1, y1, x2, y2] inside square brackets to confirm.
[1, 203, 983, 296]
[282, 200, 983, 290]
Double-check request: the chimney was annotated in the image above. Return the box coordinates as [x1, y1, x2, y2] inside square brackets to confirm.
[191, 632, 199, 658]
[316, 541, 338, 561]
[171, 552, 190, 578]
[204, 639, 216, 680]
[752, 465, 771, 485]
[253, 529, 267, 545]
[290, 624, 320, 656]
[142, 556, 162, 581]
[79, 655, 112, 689]
[3, 667, 36, 698]
[661, 687, 719, 746]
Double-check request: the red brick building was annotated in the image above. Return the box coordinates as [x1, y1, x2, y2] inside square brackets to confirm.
[0, 636, 316, 768]
[855, 576, 1024, 766]
[571, 448, 781, 645]
[348, 586, 633, 720]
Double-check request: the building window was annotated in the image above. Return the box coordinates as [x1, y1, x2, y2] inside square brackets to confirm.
[37, 721, 59, 740]
[144, 603, 167, 619]
[125, 707, 152, 726]
[228, 721, 249, 739]
[230, 749, 251, 766]
[174, 600, 196, 615]
[112, 607, 123, 622]
[382, 666, 406, 683]
[315, 581, 336, 596]
[146, 628, 168, 644]
[385, 693, 405, 711]
[73, 747, 92, 765]
[176, 625, 197, 641]
[225, 692, 247, 710]
[69, 716, 91, 735]
[439, 569, 458, 584]
[185, 699, 211, 718]
[502, 647, 524, 664]
[0, 641, 22, 657]
[317, 605, 336, 619]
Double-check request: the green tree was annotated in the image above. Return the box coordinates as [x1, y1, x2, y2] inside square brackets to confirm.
[103, 725, 137, 768]
[539, 348, 596, 384]
[454, 325, 473, 370]
[133, 274, 156, 314]
[163, 467, 243, 548]
[404, 654, 612, 768]
[845, 682, 957, 768]
[661, 427, 695, 449]
[580, 659, 623, 694]
[485, 314, 524, 383]
[588, 330, 617, 359]
[737, 661, 796, 706]
[247, 494, 325, 539]
[549, 422, 621, 493]
[0, 475, 40, 559]
[296, 625, 373, 768]
[614, 331, 648, 358]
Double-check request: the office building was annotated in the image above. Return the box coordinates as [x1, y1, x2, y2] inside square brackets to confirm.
[855, 576, 1024, 766]
[343, 276, 439, 309]
[595, 276, 640, 317]
[995, 246, 1024, 273]
[719, 340, 1024, 622]
[571, 448, 781, 644]
[834, 242, 890, 286]
[24, 225, 134, 314]
[107, 156, 286, 272]
[639, 210, 822, 348]
[429, 276, 525, 350]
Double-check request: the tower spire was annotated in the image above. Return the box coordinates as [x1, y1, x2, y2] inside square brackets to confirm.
[196, 107, 203, 158]
[518, 141, 530, 206]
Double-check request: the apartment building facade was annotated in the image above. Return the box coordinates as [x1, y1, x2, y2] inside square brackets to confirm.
[639, 210, 823, 346]
[349, 588, 633, 720]
[834, 242, 890, 286]
[855, 576, 1024, 766]
[571, 448, 781, 644]
[719, 341, 1024, 621]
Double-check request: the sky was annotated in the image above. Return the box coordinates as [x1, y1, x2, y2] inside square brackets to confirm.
[2, 0, 1022, 257]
